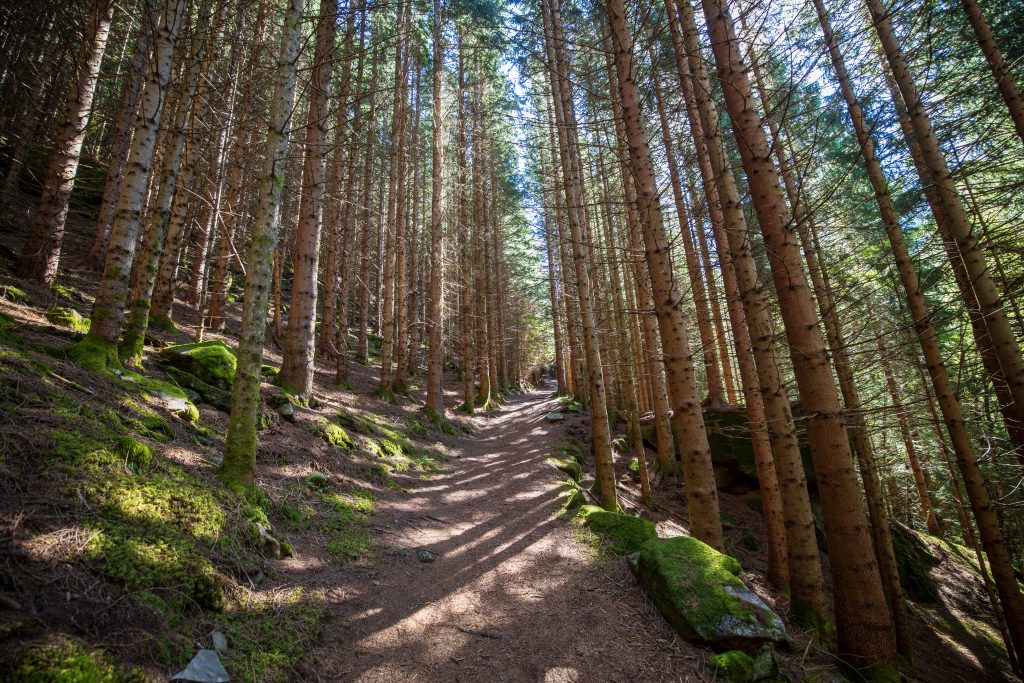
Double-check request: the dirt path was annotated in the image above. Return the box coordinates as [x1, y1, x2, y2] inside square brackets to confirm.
[314, 389, 699, 682]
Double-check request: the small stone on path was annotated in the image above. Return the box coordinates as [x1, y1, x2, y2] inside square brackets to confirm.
[544, 412, 564, 423]
[416, 549, 438, 563]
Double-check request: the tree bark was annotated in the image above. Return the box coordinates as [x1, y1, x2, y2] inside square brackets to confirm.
[219, 0, 305, 487]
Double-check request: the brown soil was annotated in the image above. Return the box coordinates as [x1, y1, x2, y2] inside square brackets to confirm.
[306, 391, 705, 682]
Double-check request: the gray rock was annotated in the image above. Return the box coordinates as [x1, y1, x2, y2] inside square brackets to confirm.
[246, 570, 266, 589]
[544, 412, 564, 423]
[211, 630, 228, 654]
[170, 649, 230, 682]
[416, 549, 437, 563]
[276, 402, 296, 423]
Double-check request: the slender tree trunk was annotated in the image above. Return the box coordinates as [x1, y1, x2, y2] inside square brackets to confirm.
[698, 0, 897, 665]
[120, 0, 215, 363]
[425, 0, 446, 416]
[649, 62, 724, 407]
[71, 0, 188, 370]
[960, 0, 1024, 145]
[15, 0, 116, 284]
[277, 0, 337, 398]
[668, 0, 820, 611]
[866, 0, 1024, 452]
[219, 0, 305, 486]
[87, 0, 155, 267]
[817, 0, 1024, 663]
[542, 0, 616, 510]
[606, 0, 721, 547]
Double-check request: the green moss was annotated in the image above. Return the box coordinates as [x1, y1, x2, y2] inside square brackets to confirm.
[628, 457, 639, 474]
[11, 638, 144, 682]
[558, 395, 582, 413]
[305, 472, 330, 488]
[1, 284, 29, 305]
[221, 589, 326, 683]
[319, 420, 353, 450]
[160, 340, 237, 390]
[707, 650, 756, 682]
[559, 482, 587, 511]
[116, 436, 152, 471]
[0, 310, 15, 329]
[325, 528, 370, 562]
[149, 313, 178, 333]
[576, 504, 657, 553]
[45, 307, 90, 334]
[68, 334, 122, 372]
[85, 530, 224, 611]
[546, 456, 582, 483]
[117, 371, 200, 422]
[707, 645, 779, 683]
[261, 364, 279, 378]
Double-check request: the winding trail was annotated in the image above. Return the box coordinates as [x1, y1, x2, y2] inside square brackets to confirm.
[318, 389, 696, 681]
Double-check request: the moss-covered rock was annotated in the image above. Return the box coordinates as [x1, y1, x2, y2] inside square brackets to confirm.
[706, 644, 779, 682]
[630, 536, 786, 651]
[546, 456, 582, 482]
[116, 436, 152, 472]
[1, 284, 29, 305]
[10, 637, 144, 682]
[44, 307, 90, 334]
[318, 420, 353, 450]
[159, 340, 237, 390]
[577, 504, 657, 553]
[164, 366, 232, 413]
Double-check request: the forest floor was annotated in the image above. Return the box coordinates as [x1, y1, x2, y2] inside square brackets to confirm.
[0, 187, 1017, 681]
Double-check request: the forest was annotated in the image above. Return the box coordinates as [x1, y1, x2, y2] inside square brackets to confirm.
[0, 0, 1022, 679]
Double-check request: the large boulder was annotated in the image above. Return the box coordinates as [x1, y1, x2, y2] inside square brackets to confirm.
[639, 408, 815, 494]
[577, 505, 657, 554]
[630, 536, 785, 651]
[159, 340, 237, 391]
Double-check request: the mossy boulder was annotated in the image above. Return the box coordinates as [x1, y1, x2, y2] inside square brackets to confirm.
[640, 409, 815, 494]
[45, 307, 90, 334]
[630, 536, 786, 651]
[164, 366, 232, 413]
[159, 340, 237, 391]
[1, 284, 29, 305]
[577, 504, 657, 553]
[546, 456, 582, 482]
[706, 645, 779, 682]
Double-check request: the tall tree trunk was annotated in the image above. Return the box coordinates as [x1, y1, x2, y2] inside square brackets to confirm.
[542, 0, 616, 510]
[425, 0, 446, 417]
[86, 0, 155, 267]
[697, 0, 897, 665]
[71, 0, 188, 371]
[865, 0, 1024, 454]
[667, 0, 821, 613]
[278, 0, 337, 398]
[606, 0, 722, 548]
[960, 0, 1024, 145]
[649, 62, 724, 407]
[219, 0, 305, 487]
[15, 0, 116, 284]
[120, 0, 216, 363]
